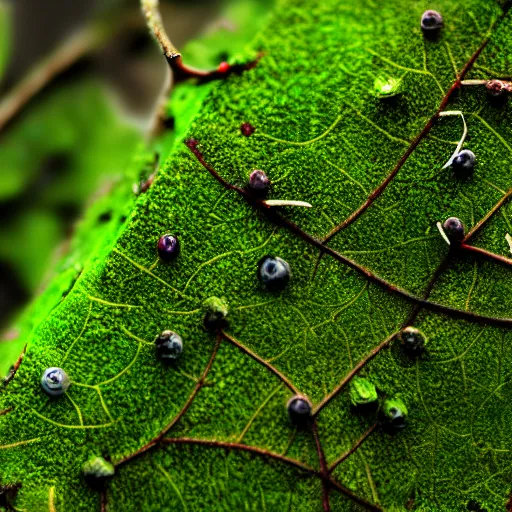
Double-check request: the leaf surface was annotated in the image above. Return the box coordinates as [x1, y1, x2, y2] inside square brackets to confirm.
[2, 1, 512, 511]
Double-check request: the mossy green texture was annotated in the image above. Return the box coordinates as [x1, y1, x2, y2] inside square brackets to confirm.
[1, 0, 512, 510]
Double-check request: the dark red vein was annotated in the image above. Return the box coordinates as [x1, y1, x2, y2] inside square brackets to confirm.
[464, 188, 512, 243]
[321, 19, 502, 245]
[461, 243, 512, 267]
[161, 437, 383, 511]
[115, 335, 221, 468]
[220, 331, 300, 394]
[328, 423, 378, 473]
[313, 422, 331, 512]
[163, 436, 317, 473]
[186, 142, 512, 328]
[313, 332, 398, 416]
[100, 490, 107, 512]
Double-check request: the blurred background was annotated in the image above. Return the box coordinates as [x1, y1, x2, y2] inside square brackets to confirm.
[0, 0, 271, 337]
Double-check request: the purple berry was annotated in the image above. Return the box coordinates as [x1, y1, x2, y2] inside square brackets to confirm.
[157, 234, 180, 263]
[443, 217, 465, 244]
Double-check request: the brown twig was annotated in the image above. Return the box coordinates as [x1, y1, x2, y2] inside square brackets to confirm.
[328, 423, 378, 473]
[0, 407, 13, 417]
[220, 331, 300, 394]
[0, 13, 142, 134]
[3, 344, 27, 388]
[115, 335, 221, 467]
[142, 0, 259, 84]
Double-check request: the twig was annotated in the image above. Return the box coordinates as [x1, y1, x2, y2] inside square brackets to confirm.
[3, 344, 27, 388]
[0, 12, 142, 133]
[141, 0, 259, 84]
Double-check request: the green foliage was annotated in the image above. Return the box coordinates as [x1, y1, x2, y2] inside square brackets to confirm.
[0, 1, 10, 82]
[2, 0, 512, 511]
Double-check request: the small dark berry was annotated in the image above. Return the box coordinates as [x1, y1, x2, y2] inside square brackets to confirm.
[157, 234, 180, 262]
[287, 395, 312, 427]
[451, 149, 476, 177]
[218, 61, 230, 73]
[241, 122, 255, 137]
[248, 169, 270, 195]
[203, 297, 229, 331]
[41, 367, 70, 397]
[380, 398, 408, 431]
[421, 10, 443, 32]
[443, 217, 465, 245]
[258, 256, 291, 292]
[155, 330, 183, 360]
[486, 80, 508, 97]
[349, 377, 378, 407]
[83, 456, 115, 491]
[399, 327, 427, 356]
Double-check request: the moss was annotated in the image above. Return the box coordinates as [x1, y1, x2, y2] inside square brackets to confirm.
[1, 0, 512, 510]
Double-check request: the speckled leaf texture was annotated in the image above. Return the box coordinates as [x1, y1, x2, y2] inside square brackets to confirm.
[2, 0, 512, 510]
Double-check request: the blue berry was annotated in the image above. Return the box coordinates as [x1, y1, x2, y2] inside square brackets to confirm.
[157, 234, 180, 262]
[258, 256, 291, 292]
[451, 150, 476, 177]
[83, 456, 115, 491]
[421, 10, 443, 32]
[41, 367, 70, 397]
[287, 395, 312, 427]
[443, 217, 465, 245]
[155, 330, 183, 360]
[399, 327, 427, 357]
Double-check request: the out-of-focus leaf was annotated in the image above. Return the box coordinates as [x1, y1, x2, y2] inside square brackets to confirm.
[0, 1, 10, 83]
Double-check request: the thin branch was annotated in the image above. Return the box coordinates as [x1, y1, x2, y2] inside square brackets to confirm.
[3, 344, 27, 388]
[313, 422, 331, 512]
[0, 13, 141, 133]
[313, 332, 397, 416]
[141, 0, 260, 84]
[220, 331, 300, 394]
[328, 423, 378, 473]
[115, 335, 221, 467]
[0, 407, 13, 417]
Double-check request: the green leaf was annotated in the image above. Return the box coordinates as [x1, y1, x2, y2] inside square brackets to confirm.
[2, 0, 512, 511]
[0, 1, 11, 82]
